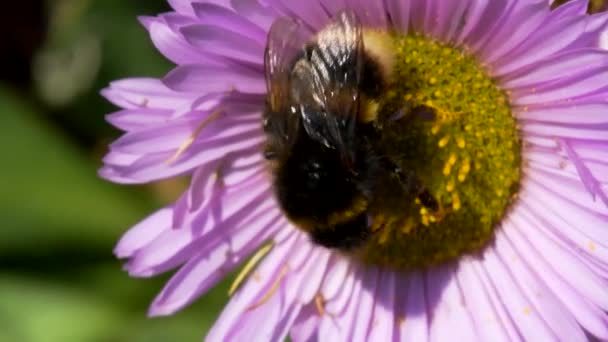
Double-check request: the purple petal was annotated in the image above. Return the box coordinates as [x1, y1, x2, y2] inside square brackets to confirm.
[320, 256, 351, 301]
[317, 0, 346, 18]
[493, 227, 587, 340]
[570, 11, 608, 49]
[519, 187, 608, 267]
[266, 0, 330, 31]
[106, 108, 172, 132]
[290, 305, 320, 342]
[330, 267, 365, 340]
[109, 118, 200, 154]
[367, 270, 396, 341]
[397, 271, 429, 341]
[522, 179, 608, 250]
[408, 0, 429, 33]
[101, 150, 139, 167]
[480, 2, 547, 64]
[516, 102, 608, 125]
[324, 263, 357, 314]
[457, 261, 516, 341]
[228, 286, 301, 341]
[180, 24, 265, 65]
[125, 179, 273, 276]
[526, 167, 608, 216]
[295, 249, 331, 303]
[231, 0, 280, 31]
[114, 208, 172, 258]
[493, 13, 586, 76]
[228, 208, 283, 252]
[525, 150, 608, 186]
[167, 0, 197, 16]
[561, 139, 608, 206]
[189, 162, 224, 212]
[101, 78, 197, 110]
[350, 267, 378, 341]
[469, 0, 528, 53]
[147, 19, 223, 65]
[171, 190, 189, 229]
[503, 217, 608, 340]
[345, 0, 388, 28]
[478, 242, 558, 340]
[454, 0, 492, 43]
[108, 131, 263, 183]
[513, 202, 608, 310]
[432, 0, 472, 42]
[163, 64, 265, 94]
[504, 49, 608, 89]
[384, 0, 410, 33]
[520, 122, 608, 141]
[428, 265, 478, 341]
[206, 232, 299, 340]
[120, 116, 259, 155]
[148, 243, 233, 316]
[192, 3, 267, 42]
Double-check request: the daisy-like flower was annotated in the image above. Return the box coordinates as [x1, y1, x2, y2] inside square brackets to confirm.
[101, 0, 608, 340]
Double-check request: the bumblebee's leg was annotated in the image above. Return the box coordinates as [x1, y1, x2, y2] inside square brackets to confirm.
[383, 159, 441, 214]
[411, 105, 436, 121]
[416, 186, 440, 213]
[389, 104, 437, 123]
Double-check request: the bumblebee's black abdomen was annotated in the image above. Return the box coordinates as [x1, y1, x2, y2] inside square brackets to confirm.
[275, 135, 359, 221]
[310, 212, 370, 250]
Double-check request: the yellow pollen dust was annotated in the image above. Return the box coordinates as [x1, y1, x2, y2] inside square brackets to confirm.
[360, 33, 521, 269]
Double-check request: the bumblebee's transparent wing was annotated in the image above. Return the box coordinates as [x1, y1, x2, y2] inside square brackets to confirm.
[290, 11, 363, 154]
[263, 17, 310, 153]
[265, 17, 308, 112]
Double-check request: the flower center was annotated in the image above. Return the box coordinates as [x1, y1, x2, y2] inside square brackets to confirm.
[359, 33, 521, 269]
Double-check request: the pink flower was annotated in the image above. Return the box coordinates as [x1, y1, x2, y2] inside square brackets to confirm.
[101, 0, 608, 340]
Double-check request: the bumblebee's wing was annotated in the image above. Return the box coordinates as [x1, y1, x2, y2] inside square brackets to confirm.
[290, 11, 363, 153]
[264, 17, 310, 150]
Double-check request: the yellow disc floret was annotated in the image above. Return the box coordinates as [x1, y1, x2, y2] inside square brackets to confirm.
[361, 33, 521, 269]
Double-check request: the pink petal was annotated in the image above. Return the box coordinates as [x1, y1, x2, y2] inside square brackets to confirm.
[290, 305, 320, 342]
[147, 20, 222, 65]
[367, 270, 396, 341]
[457, 260, 516, 341]
[428, 265, 478, 342]
[181, 24, 265, 65]
[516, 102, 608, 125]
[398, 271, 429, 341]
[101, 78, 197, 110]
[494, 13, 587, 76]
[350, 267, 379, 341]
[504, 218, 608, 340]
[192, 2, 267, 42]
[494, 228, 587, 340]
[206, 232, 300, 340]
[148, 242, 233, 316]
[114, 208, 172, 258]
[163, 64, 265, 94]
[106, 108, 172, 132]
[504, 49, 608, 89]
[480, 2, 548, 64]
[478, 242, 558, 341]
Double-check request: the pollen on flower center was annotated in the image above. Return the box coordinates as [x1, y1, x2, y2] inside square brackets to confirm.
[360, 33, 522, 269]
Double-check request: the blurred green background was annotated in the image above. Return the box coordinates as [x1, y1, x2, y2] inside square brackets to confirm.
[0, 1, 230, 341]
[0, 1, 606, 341]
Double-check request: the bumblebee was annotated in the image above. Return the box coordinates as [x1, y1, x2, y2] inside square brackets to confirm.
[262, 11, 439, 251]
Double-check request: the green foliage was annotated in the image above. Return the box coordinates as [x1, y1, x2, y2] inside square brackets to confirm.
[1, 1, 229, 341]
